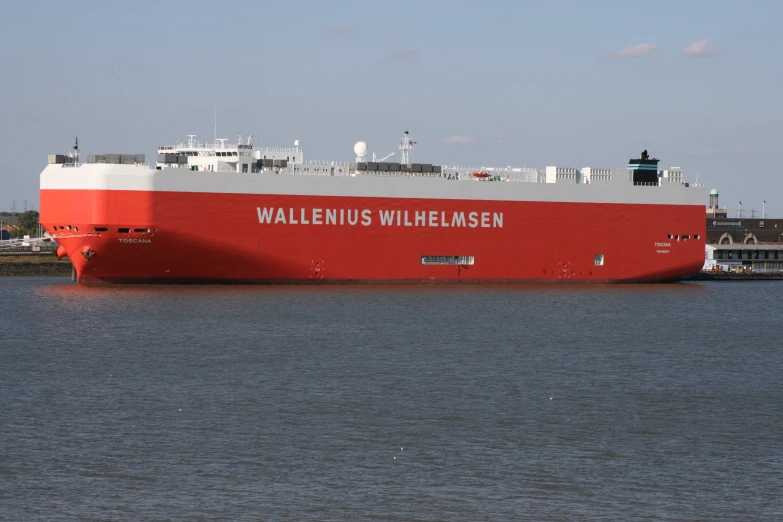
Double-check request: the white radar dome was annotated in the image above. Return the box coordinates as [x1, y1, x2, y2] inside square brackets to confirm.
[294, 140, 300, 147]
[354, 141, 368, 157]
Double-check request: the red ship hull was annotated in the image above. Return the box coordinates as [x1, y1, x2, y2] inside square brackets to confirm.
[41, 189, 706, 285]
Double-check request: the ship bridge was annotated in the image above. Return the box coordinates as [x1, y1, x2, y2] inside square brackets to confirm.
[155, 134, 304, 173]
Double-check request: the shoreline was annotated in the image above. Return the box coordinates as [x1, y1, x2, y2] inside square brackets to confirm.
[0, 254, 73, 277]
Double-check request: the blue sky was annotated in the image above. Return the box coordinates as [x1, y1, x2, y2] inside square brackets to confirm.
[1, 0, 781, 216]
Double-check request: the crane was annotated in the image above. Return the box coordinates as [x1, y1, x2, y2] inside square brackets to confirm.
[372, 152, 395, 162]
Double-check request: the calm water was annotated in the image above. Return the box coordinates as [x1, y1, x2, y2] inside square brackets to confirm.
[1, 278, 782, 521]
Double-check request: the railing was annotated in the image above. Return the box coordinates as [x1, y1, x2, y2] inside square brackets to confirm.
[301, 160, 350, 166]
[0, 243, 58, 253]
[160, 142, 263, 151]
[258, 147, 300, 153]
[53, 156, 700, 191]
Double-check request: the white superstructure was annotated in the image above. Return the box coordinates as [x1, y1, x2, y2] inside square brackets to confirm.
[44, 131, 705, 208]
[141, 130, 698, 189]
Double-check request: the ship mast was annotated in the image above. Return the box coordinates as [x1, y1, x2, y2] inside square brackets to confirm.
[71, 136, 80, 164]
[399, 130, 416, 165]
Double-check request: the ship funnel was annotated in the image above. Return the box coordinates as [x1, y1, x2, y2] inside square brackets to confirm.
[628, 150, 659, 185]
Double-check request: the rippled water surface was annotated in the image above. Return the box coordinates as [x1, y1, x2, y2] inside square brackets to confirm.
[1, 278, 782, 521]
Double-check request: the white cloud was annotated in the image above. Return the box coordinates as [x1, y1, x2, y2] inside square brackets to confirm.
[680, 39, 718, 57]
[441, 136, 473, 145]
[392, 49, 418, 59]
[331, 26, 351, 33]
[607, 43, 657, 58]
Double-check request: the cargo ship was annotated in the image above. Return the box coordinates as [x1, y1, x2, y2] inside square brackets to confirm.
[40, 132, 706, 284]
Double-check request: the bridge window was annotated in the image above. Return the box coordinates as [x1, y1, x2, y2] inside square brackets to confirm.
[118, 228, 130, 233]
[94, 227, 108, 232]
[134, 228, 150, 233]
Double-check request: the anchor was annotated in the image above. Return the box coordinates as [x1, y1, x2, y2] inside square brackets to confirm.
[81, 248, 96, 261]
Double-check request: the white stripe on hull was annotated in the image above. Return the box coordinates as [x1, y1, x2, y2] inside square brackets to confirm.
[40, 164, 706, 206]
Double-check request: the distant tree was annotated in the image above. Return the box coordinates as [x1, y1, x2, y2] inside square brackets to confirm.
[19, 210, 39, 232]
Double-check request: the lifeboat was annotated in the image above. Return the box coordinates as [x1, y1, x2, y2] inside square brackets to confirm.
[473, 171, 490, 179]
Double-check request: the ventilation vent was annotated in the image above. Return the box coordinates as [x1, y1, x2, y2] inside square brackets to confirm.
[594, 254, 604, 266]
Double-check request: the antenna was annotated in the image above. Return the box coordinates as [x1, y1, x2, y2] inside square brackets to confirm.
[354, 141, 368, 162]
[71, 136, 80, 164]
[213, 109, 217, 145]
[187, 134, 197, 147]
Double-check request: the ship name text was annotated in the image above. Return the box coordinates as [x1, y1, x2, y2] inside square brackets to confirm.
[256, 207, 504, 228]
[118, 238, 153, 244]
